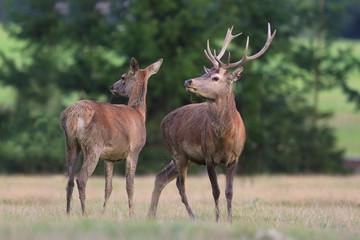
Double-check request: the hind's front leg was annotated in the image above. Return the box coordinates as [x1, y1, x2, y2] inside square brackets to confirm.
[103, 160, 114, 213]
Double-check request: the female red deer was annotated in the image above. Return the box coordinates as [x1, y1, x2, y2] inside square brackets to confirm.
[148, 24, 275, 222]
[60, 58, 163, 216]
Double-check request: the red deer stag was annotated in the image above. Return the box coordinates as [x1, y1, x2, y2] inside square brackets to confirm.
[148, 24, 275, 222]
[60, 57, 163, 216]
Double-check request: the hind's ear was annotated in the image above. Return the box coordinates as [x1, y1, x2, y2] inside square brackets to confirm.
[130, 57, 139, 73]
[147, 58, 163, 76]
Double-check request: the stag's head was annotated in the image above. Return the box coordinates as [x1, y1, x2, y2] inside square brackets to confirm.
[185, 23, 276, 101]
[110, 57, 140, 97]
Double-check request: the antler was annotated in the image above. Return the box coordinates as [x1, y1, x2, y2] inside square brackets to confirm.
[204, 26, 242, 69]
[205, 23, 276, 69]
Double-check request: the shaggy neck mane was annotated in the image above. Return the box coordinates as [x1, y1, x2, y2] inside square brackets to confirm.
[128, 71, 148, 120]
[207, 87, 237, 136]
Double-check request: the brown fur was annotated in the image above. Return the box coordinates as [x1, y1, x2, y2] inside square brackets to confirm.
[60, 58, 162, 216]
[148, 68, 245, 222]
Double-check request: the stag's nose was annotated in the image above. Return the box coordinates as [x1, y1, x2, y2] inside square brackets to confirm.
[184, 79, 192, 87]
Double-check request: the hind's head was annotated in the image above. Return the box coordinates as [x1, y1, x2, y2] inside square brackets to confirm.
[110, 57, 163, 97]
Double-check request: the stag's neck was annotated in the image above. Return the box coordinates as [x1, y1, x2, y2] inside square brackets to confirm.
[127, 72, 148, 121]
[207, 89, 238, 136]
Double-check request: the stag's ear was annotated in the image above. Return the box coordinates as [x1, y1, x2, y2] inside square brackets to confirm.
[203, 66, 211, 73]
[146, 58, 163, 76]
[228, 67, 243, 82]
[130, 57, 139, 74]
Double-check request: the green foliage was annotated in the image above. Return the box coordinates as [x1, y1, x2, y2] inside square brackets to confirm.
[0, 0, 358, 174]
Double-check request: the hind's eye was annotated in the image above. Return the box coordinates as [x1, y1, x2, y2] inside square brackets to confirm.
[212, 77, 219, 81]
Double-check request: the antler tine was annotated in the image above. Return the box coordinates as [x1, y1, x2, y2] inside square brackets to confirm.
[216, 27, 242, 60]
[216, 36, 249, 68]
[221, 23, 276, 69]
[245, 23, 276, 61]
[204, 27, 242, 69]
[204, 39, 219, 68]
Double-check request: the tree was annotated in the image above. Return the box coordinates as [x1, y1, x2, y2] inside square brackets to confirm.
[0, 0, 358, 174]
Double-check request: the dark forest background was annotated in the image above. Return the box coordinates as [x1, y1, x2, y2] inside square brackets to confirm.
[0, 0, 359, 175]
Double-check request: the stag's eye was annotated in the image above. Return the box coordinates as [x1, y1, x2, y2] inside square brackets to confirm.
[212, 77, 219, 81]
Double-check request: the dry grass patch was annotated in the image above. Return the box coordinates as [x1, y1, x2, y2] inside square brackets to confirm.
[0, 174, 359, 240]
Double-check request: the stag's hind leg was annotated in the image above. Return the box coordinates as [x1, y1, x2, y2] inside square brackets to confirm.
[103, 160, 114, 213]
[65, 138, 80, 214]
[148, 161, 178, 218]
[175, 159, 195, 219]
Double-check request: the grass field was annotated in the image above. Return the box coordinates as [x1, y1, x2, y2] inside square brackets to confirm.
[1, 175, 359, 240]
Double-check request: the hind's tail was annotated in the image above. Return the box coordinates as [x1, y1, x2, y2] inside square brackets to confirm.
[59, 100, 95, 141]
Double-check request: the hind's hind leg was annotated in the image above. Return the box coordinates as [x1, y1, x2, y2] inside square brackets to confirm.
[66, 139, 80, 214]
[76, 146, 102, 215]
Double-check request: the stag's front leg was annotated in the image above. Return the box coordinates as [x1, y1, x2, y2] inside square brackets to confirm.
[175, 159, 195, 219]
[207, 163, 220, 222]
[125, 153, 139, 218]
[103, 160, 114, 213]
[225, 161, 238, 223]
